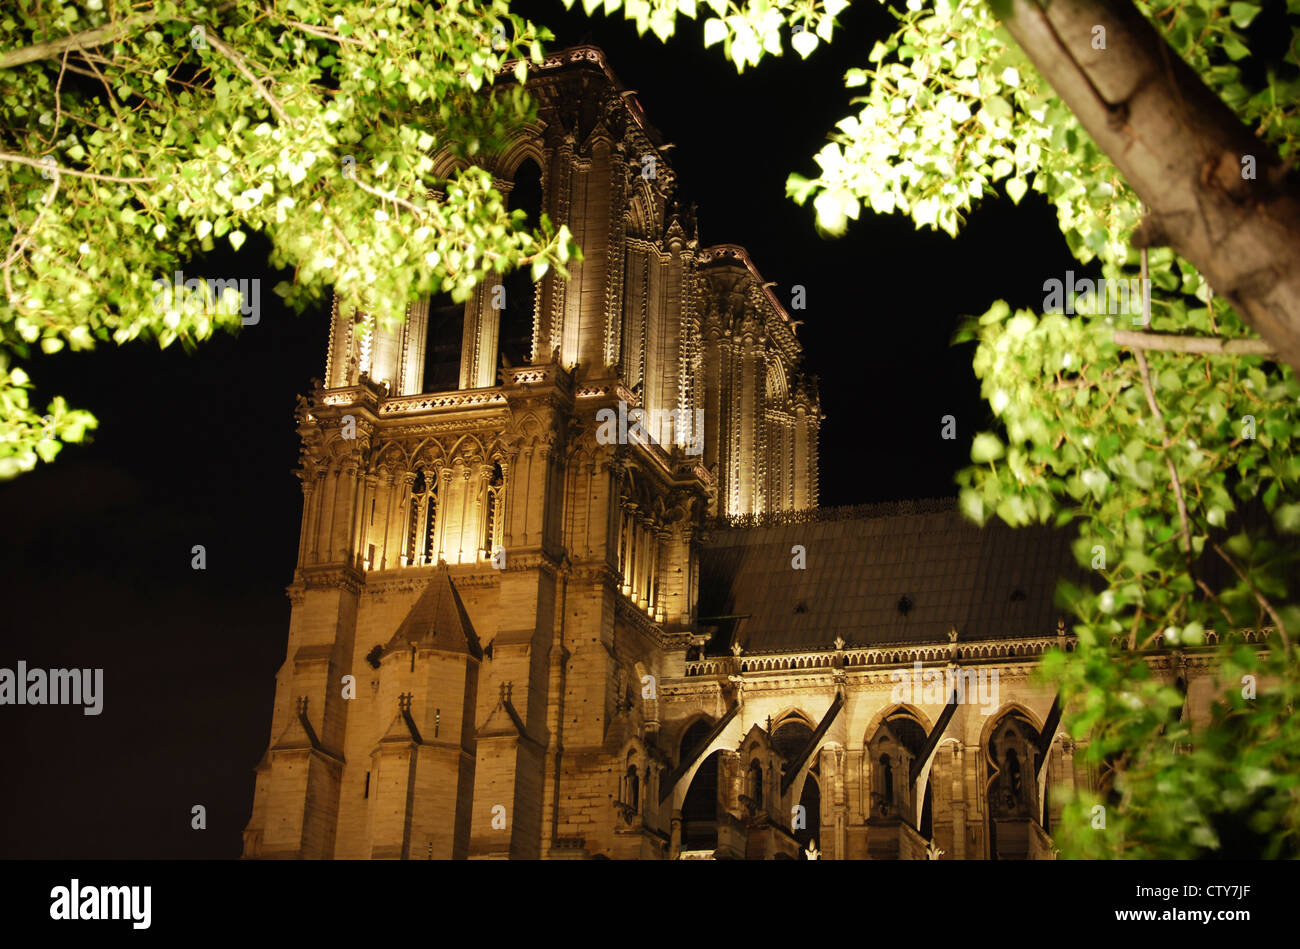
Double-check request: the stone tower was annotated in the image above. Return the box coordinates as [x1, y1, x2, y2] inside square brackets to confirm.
[242, 46, 821, 859]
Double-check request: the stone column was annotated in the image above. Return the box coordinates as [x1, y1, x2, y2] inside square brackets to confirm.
[950, 742, 966, 859]
[296, 473, 315, 568]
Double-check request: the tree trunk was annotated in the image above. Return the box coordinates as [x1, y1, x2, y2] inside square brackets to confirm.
[998, 0, 1300, 372]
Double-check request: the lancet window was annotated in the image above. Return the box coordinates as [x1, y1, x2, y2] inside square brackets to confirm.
[406, 469, 440, 566]
[482, 462, 505, 559]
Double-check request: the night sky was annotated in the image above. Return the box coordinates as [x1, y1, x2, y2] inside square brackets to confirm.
[0, 2, 1077, 857]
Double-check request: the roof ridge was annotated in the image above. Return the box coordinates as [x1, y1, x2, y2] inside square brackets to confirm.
[705, 497, 958, 531]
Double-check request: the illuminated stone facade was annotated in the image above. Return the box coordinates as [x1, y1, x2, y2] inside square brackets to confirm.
[242, 47, 1146, 861]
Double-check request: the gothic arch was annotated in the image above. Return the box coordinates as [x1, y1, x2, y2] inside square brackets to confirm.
[446, 432, 489, 465]
[977, 701, 1044, 751]
[861, 703, 934, 748]
[409, 437, 447, 470]
[485, 435, 514, 466]
[766, 356, 788, 402]
[673, 714, 715, 764]
[373, 442, 410, 473]
[496, 130, 548, 185]
[983, 706, 1044, 847]
[617, 738, 647, 820]
[429, 150, 466, 180]
[620, 735, 647, 762]
[665, 712, 749, 814]
[627, 182, 658, 239]
[508, 411, 548, 448]
[770, 708, 813, 730]
[770, 713, 818, 803]
[323, 429, 371, 457]
[865, 710, 930, 822]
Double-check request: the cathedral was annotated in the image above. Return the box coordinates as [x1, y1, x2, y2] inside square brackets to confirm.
[241, 46, 1113, 860]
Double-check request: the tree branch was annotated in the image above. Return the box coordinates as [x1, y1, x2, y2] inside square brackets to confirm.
[1135, 348, 1193, 558]
[201, 30, 290, 125]
[1210, 540, 1292, 651]
[0, 1, 239, 69]
[351, 177, 427, 219]
[3, 172, 60, 301]
[999, 0, 1300, 373]
[0, 152, 156, 183]
[276, 17, 367, 47]
[39, 50, 70, 147]
[1114, 330, 1275, 356]
[0, 12, 161, 70]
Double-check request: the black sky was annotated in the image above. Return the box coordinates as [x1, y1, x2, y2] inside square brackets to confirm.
[0, 1, 1077, 857]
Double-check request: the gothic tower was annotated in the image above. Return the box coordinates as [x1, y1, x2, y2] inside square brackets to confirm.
[242, 46, 821, 859]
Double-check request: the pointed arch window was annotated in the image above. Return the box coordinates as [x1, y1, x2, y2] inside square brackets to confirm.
[748, 758, 764, 810]
[868, 714, 927, 822]
[425, 295, 465, 392]
[482, 462, 504, 559]
[499, 159, 542, 368]
[623, 751, 640, 813]
[407, 469, 439, 566]
[985, 711, 1043, 859]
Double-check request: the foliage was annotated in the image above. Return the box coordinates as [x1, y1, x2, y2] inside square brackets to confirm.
[0, 0, 579, 477]
[572, 0, 1300, 856]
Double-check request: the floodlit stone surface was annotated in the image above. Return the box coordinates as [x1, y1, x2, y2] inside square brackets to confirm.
[244, 48, 1109, 861]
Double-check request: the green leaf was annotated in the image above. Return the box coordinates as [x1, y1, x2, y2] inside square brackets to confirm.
[1275, 503, 1300, 533]
[1229, 2, 1261, 28]
[703, 17, 727, 48]
[791, 29, 818, 58]
[972, 432, 1005, 462]
[983, 95, 1013, 120]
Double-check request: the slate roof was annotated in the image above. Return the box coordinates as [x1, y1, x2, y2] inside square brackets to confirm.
[698, 500, 1079, 653]
[385, 564, 483, 659]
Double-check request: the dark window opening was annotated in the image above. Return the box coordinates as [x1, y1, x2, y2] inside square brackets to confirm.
[483, 462, 504, 557]
[426, 294, 465, 391]
[748, 759, 763, 809]
[499, 158, 542, 368]
[407, 469, 439, 565]
[772, 719, 814, 763]
[625, 764, 640, 812]
[1006, 748, 1022, 796]
[681, 750, 721, 851]
[797, 775, 821, 858]
[679, 718, 713, 766]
